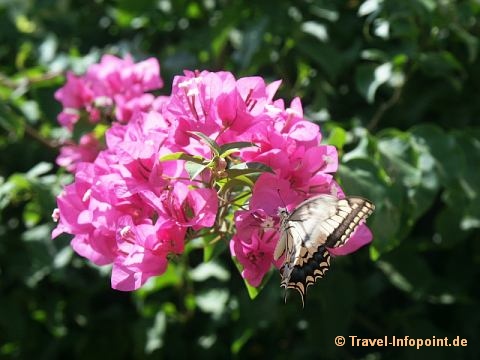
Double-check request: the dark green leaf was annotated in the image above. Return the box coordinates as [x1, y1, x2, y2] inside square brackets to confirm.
[187, 131, 221, 156]
[185, 161, 209, 180]
[219, 141, 255, 158]
[227, 162, 273, 177]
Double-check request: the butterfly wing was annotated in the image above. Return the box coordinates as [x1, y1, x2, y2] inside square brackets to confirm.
[277, 194, 375, 305]
[274, 195, 338, 261]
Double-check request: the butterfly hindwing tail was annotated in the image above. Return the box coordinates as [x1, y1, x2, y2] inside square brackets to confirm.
[281, 245, 331, 306]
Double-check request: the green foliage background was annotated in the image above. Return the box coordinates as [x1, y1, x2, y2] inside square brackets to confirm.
[1, 0, 479, 359]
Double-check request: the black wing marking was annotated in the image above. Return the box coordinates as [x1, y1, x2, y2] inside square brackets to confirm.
[278, 196, 375, 305]
[324, 197, 375, 248]
[281, 245, 331, 307]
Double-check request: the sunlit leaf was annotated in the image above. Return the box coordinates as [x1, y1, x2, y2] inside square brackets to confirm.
[185, 161, 209, 180]
[145, 312, 166, 353]
[358, 0, 382, 17]
[301, 21, 328, 42]
[190, 261, 230, 282]
[159, 151, 206, 164]
[355, 62, 392, 103]
[26, 162, 53, 178]
[325, 126, 346, 150]
[188, 131, 220, 156]
[196, 289, 229, 317]
[231, 329, 254, 354]
[219, 141, 255, 158]
[227, 162, 273, 177]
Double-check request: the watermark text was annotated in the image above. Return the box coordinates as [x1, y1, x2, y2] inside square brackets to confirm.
[334, 336, 467, 349]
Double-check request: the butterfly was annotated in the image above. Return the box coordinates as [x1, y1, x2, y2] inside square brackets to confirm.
[273, 194, 374, 306]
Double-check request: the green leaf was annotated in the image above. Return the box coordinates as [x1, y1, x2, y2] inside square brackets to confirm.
[450, 23, 478, 63]
[435, 206, 468, 247]
[339, 158, 388, 200]
[21, 224, 52, 242]
[231, 175, 254, 188]
[187, 131, 221, 156]
[378, 129, 439, 221]
[195, 289, 229, 317]
[190, 261, 230, 282]
[227, 162, 273, 177]
[302, 21, 328, 42]
[452, 130, 480, 202]
[185, 161, 209, 180]
[205, 239, 228, 263]
[135, 264, 182, 298]
[342, 128, 377, 162]
[339, 158, 402, 255]
[358, 0, 382, 17]
[355, 62, 392, 103]
[219, 141, 255, 158]
[0, 178, 16, 209]
[7, 174, 31, 197]
[200, 233, 227, 262]
[218, 177, 254, 196]
[231, 255, 259, 299]
[231, 255, 274, 300]
[376, 261, 413, 293]
[361, 49, 387, 62]
[53, 246, 73, 269]
[26, 162, 53, 178]
[159, 152, 206, 164]
[19, 100, 40, 124]
[411, 124, 463, 187]
[145, 312, 166, 353]
[231, 329, 254, 355]
[419, 51, 464, 78]
[232, 18, 268, 70]
[23, 201, 42, 228]
[244, 281, 260, 299]
[378, 133, 422, 188]
[378, 246, 436, 299]
[296, 39, 344, 80]
[325, 126, 346, 150]
[0, 103, 25, 138]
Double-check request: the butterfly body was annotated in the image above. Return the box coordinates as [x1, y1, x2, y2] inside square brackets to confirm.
[274, 194, 374, 305]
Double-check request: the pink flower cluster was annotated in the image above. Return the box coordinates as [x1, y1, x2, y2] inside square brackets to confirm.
[228, 98, 373, 287]
[53, 109, 219, 290]
[54, 55, 164, 171]
[53, 61, 372, 291]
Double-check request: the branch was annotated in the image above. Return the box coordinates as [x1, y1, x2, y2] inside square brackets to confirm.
[24, 122, 59, 149]
[367, 85, 403, 131]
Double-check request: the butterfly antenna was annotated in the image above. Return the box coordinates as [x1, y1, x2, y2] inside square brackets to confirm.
[276, 188, 287, 209]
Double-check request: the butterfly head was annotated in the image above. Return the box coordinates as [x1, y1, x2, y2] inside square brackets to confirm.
[277, 207, 289, 219]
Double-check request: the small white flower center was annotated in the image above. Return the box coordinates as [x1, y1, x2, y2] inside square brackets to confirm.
[178, 79, 193, 88]
[187, 87, 199, 97]
[261, 216, 275, 229]
[285, 107, 300, 117]
[120, 225, 132, 238]
[51, 208, 60, 222]
[82, 189, 92, 202]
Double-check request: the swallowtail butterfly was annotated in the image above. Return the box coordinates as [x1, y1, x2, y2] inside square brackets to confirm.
[273, 194, 374, 306]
